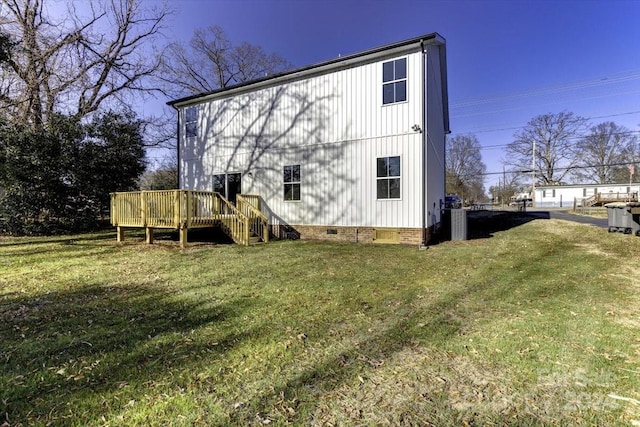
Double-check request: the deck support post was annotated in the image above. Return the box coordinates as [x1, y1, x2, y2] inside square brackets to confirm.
[117, 226, 125, 243]
[146, 227, 154, 244]
[179, 227, 188, 248]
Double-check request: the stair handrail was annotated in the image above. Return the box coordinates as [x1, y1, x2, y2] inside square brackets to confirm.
[236, 194, 269, 243]
[215, 193, 250, 245]
[583, 193, 598, 207]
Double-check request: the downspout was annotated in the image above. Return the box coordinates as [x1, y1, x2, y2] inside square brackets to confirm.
[420, 40, 428, 248]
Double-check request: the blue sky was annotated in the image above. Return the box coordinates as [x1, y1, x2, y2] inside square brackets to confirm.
[150, 0, 640, 187]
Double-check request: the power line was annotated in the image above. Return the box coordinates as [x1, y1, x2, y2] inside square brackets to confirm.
[478, 130, 640, 152]
[454, 110, 640, 136]
[450, 70, 640, 108]
[481, 160, 640, 177]
[450, 89, 640, 120]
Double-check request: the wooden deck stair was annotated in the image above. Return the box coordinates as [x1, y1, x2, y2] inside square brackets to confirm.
[110, 190, 269, 247]
[583, 194, 598, 207]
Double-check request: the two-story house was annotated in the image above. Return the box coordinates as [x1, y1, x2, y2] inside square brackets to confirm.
[167, 33, 450, 245]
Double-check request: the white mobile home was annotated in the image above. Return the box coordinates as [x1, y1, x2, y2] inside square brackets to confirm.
[535, 183, 640, 208]
[168, 33, 450, 245]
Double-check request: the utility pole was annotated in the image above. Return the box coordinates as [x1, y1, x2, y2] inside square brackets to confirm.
[630, 164, 635, 202]
[531, 141, 536, 208]
[503, 165, 506, 208]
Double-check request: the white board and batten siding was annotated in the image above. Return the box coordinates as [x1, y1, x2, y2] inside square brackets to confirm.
[173, 34, 448, 232]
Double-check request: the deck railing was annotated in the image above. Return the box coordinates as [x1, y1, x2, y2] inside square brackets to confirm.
[186, 190, 220, 227]
[146, 190, 182, 227]
[236, 194, 270, 243]
[579, 192, 639, 209]
[215, 193, 250, 245]
[110, 190, 264, 246]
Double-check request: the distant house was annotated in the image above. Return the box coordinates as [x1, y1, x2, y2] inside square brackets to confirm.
[534, 183, 640, 207]
[167, 33, 450, 245]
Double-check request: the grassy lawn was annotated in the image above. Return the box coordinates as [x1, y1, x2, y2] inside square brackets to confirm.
[574, 207, 609, 218]
[1, 220, 639, 426]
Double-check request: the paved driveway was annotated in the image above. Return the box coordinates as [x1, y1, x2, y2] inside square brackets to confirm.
[462, 209, 608, 240]
[540, 210, 608, 228]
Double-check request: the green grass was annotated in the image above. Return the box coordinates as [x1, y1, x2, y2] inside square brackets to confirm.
[1, 221, 639, 426]
[574, 207, 609, 218]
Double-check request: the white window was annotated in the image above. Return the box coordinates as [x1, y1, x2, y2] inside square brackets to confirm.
[284, 165, 301, 201]
[377, 156, 400, 199]
[185, 107, 198, 138]
[382, 58, 407, 105]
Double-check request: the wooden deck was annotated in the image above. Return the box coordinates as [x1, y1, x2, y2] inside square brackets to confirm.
[110, 190, 269, 247]
[582, 192, 639, 207]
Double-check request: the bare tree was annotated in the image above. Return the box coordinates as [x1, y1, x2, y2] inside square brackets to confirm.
[506, 111, 587, 185]
[0, 30, 12, 63]
[488, 169, 522, 205]
[160, 25, 292, 97]
[571, 121, 637, 184]
[446, 134, 486, 203]
[139, 154, 178, 190]
[0, 0, 170, 129]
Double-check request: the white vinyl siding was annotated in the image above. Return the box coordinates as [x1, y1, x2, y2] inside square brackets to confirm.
[534, 183, 640, 207]
[424, 44, 446, 227]
[178, 47, 434, 229]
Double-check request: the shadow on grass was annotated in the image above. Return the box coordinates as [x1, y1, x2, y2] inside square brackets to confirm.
[0, 240, 115, 260]
[0, 283, 257, 424]
[0, 231, 115, 247]
[466, 210, 550, 240]
[116, 227, 236, 246]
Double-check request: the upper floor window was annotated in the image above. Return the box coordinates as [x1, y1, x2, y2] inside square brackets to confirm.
[284, 165, 301, 201]
[185, 106, 198, 138]
[377, 156, 400, 199]
[382, 58, 407, 105]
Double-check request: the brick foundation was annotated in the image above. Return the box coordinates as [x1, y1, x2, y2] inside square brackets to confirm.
[276, 224, 432, 245]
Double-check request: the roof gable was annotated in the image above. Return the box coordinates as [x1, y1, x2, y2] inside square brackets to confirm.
[168, 32, 446, 108]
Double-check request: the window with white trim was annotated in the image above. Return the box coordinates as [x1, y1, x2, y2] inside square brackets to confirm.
[382, 58, 407, 105]
[284, 165, 301, 201]
[377, 156, 400, 199]
[185, 106, 198, 138]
